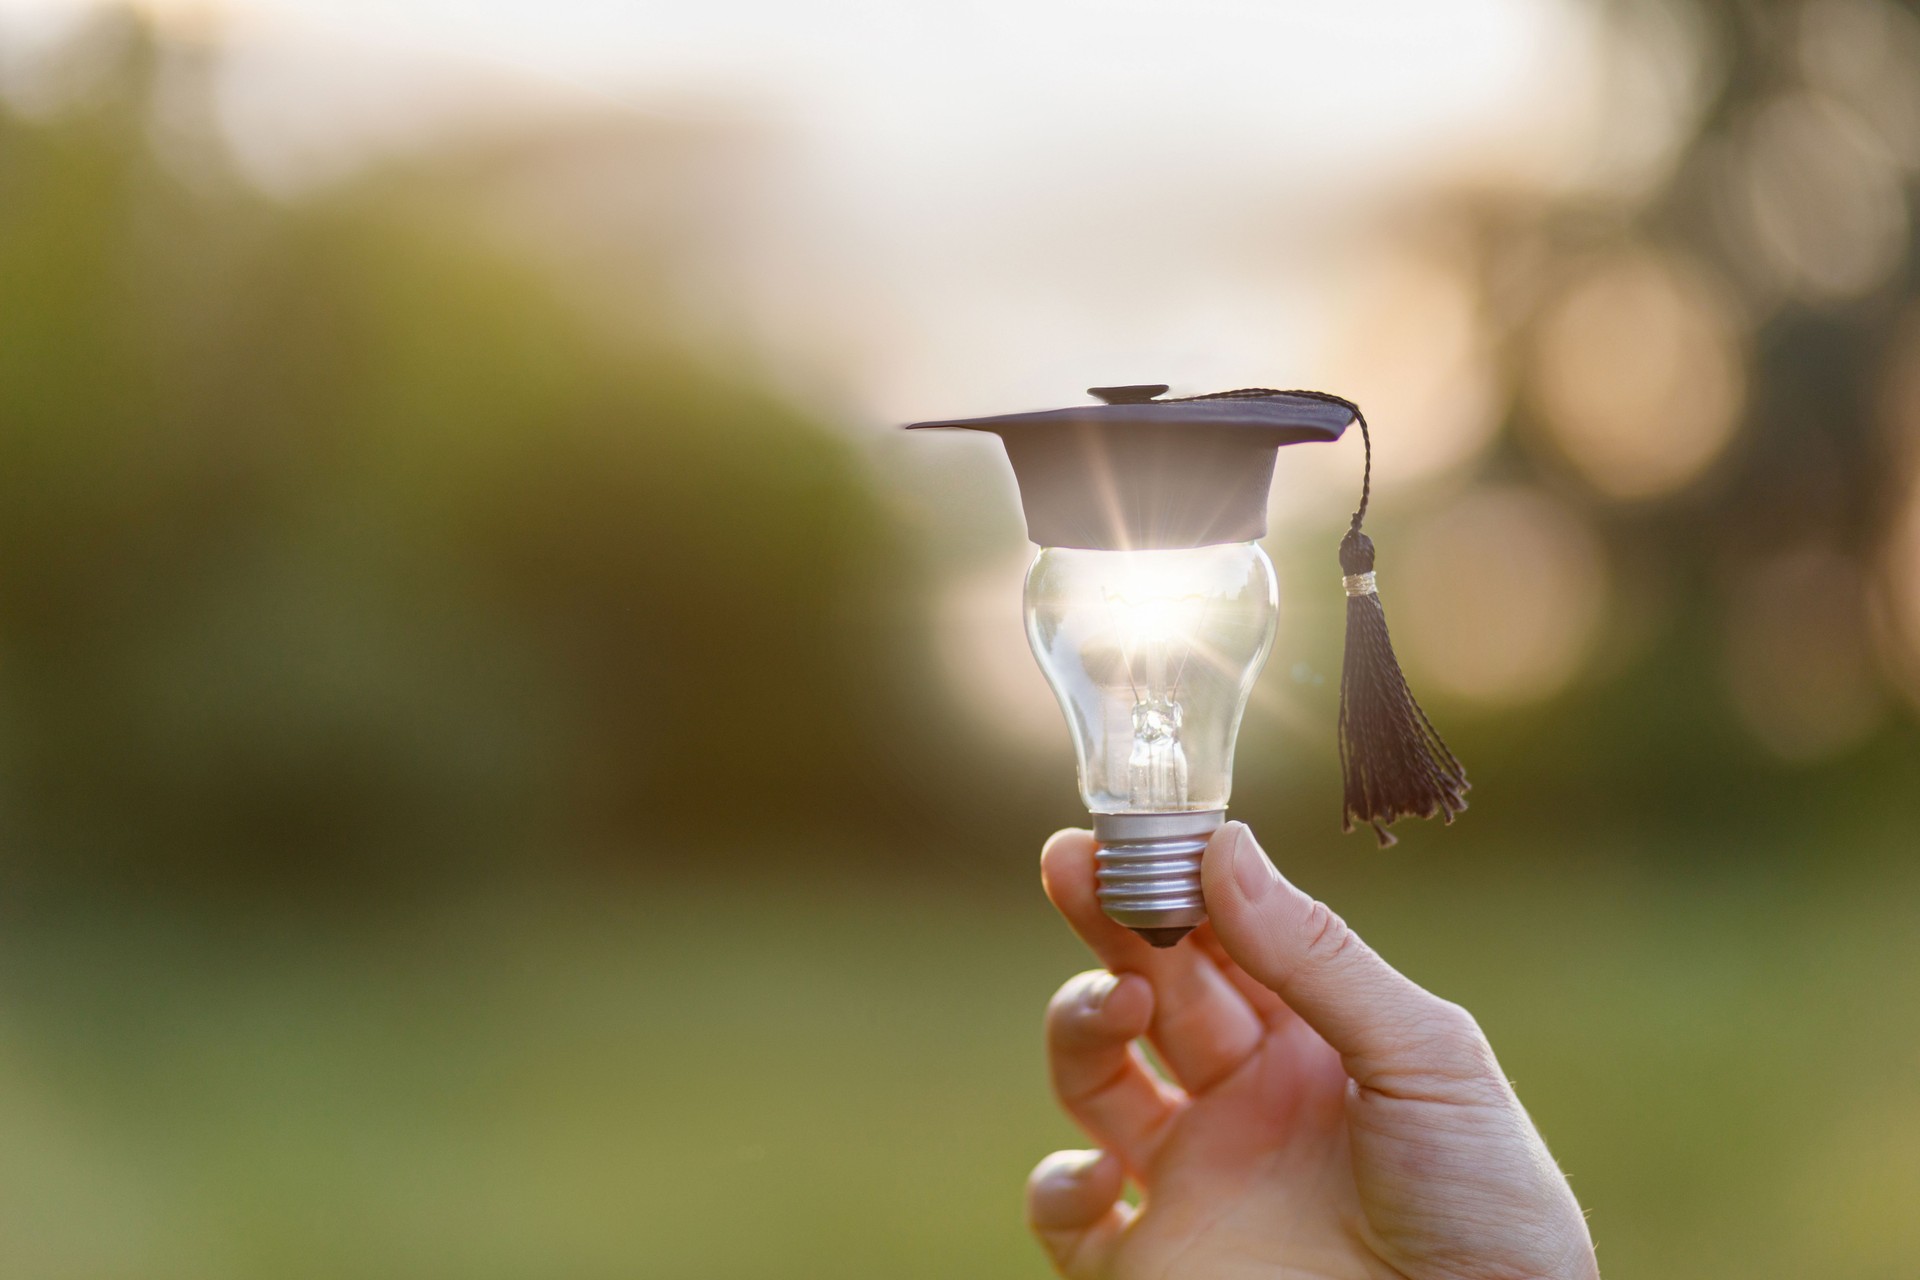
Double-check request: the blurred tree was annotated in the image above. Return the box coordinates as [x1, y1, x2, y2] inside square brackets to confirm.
[0, 12, 928, 897]
[10, 1, 1920, 903]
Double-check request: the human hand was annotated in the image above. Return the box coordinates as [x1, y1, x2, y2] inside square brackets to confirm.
[1026, 823, 1598, 1280]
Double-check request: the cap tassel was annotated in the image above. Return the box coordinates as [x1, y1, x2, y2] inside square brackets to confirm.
[1156, 385, 1470, 843]
[1333, 409, 1469, 846]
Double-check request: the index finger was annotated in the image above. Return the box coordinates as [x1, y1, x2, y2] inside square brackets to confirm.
[1041, 829, 1264, 1093]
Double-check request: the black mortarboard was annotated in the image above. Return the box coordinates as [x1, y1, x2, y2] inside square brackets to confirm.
[908, 383, 1469, 847]
[905, 384, 1355, 550]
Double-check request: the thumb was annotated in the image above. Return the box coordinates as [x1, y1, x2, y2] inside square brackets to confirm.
[1201, 822, 1499, 1098]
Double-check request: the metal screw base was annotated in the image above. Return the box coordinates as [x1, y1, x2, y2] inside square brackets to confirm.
[1091, 810, 1225, 947]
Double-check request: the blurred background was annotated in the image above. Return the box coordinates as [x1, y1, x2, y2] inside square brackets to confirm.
[0, 0, 1916, 1275]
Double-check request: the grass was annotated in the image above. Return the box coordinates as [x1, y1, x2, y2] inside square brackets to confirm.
[0, 837, 1914, 1278]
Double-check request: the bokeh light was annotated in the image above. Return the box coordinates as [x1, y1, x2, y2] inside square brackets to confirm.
[933, 553, 1062, 753]
[1316, 248, 1503, 489]
[1392, 485, 1608, 706]
[1729, 91, 1907, 306]
[1873, 480, 1920, 710]
[1530, 246, 1745, 500]
[1267, 245, 1503, 532]
[1876, 310, 1920, 714]
[1797, 0, 1920, 172]
[1875, 299, 1920, 471]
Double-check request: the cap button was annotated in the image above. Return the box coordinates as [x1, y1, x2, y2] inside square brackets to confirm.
[1088, 384, 1170, 405]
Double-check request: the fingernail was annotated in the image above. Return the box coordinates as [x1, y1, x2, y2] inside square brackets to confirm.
[1037, 1150, 1105, 1188]
[1081, 971, 1120, 1013]
[1229, 824, 1279, 902]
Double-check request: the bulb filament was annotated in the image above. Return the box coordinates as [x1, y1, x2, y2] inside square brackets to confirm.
[1127, 695, 1189, 808]
[1104, 575, 1207, 812]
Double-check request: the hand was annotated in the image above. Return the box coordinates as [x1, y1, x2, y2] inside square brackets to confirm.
[1026, 823, 1599, 1280]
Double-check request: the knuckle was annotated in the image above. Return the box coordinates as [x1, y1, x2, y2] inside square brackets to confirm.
[1299, 899, 1360, 967]
[1412, 999, 1502, 1085]
[1356, 997, 1508, 1101]
[1446, 1003, 1496, 1058]
[1430, 998, 1482, 1040]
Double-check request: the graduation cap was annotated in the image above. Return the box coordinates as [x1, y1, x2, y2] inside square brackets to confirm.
[909, 384, 1468, 847]
[906, 383, 1355, 549]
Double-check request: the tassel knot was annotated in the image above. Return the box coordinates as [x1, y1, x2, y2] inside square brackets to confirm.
[1339, 524, 1374, 576]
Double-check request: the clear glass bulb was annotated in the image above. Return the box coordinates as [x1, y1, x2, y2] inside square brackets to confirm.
[1023, 542, 1279, 942]
[1025, 542, 1278, 812]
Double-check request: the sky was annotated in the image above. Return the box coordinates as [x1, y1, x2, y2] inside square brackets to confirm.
[0, 0, 1682, 478]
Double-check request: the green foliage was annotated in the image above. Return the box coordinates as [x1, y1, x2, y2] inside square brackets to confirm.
[0, 22, 909, 892]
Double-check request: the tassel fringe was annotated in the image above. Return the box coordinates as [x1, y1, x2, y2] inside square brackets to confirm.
[1332, 408, 1468, 845]
[1337, 522, 1469, 845]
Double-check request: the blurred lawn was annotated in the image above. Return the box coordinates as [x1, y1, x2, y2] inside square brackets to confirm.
[0, 835, 1914, 1280]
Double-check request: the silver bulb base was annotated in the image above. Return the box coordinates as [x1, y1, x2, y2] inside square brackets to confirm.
[1091, 810, 1225, 948]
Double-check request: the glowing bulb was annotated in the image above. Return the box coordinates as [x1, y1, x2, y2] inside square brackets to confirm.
[905, 382, 1356, 945]
[1025, 542, 1279, 943]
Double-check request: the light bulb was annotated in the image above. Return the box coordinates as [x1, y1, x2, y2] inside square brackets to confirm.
[1025, 541, 1278, 944]
[907, 383, 1363, 945]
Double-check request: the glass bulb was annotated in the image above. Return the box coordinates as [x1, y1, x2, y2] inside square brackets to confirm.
[1024, 542, 1279, 942]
